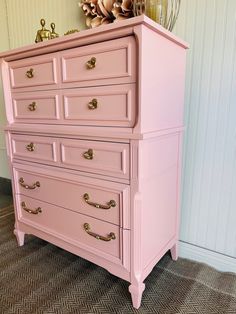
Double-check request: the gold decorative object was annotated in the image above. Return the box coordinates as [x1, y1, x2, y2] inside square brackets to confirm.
[133, 0, 181, 31]
[83, 223, 116, 241]
[83, 193, 116, 209]
[79, 0, 133, 28]
[35, 19, 52, 43]
[35, 19, 60, 43]
[50, 22, 59, 39]
[64, 29, 79, 35]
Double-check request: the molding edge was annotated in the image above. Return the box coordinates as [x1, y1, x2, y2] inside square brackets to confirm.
[179, 241, 236, 274]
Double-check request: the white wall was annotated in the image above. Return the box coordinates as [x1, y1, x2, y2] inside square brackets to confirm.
[0, 0, 235, 272]
[174, 0, 236, 272]
[0, 0, 10, 178]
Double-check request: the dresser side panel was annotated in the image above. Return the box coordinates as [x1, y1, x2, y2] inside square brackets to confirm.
[137, 26, 187, 133]
[138, 133, 181, 271]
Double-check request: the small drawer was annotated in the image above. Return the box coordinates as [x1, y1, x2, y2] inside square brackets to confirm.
[13, 163, 130, 228]
[63, 84, 136, 127]
[11, 134, 58, 164]
[60, 139, 130, 179]
[16, 195, 130, 265]
[61, 36, 136, 87]
[12, 91, 60, 122]
[9, 53, 58, 90]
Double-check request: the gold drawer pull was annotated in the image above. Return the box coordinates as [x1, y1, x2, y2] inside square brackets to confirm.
[19, 177, 40, 190]
[83, 193, 116, 210]
[21, 201, 42, 215]
[83, 148, 94, 160]
[28, 102, 37, 111]
[26, 142, 35, 152]
[86, 57, 96, 69]
[88, 98, 98, 110]
[26, 68, 34, 78]
[83, 223, 116, 241]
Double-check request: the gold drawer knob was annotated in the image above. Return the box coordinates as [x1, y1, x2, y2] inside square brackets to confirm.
[86, 57, 96, 69]
[19, 177, 40, 190]
[83, 223, 116, 241]
[28, 102, 37, 111]
[83, 148, 94, 160]
[83, 193, 116, 210]
[21, 201, 42, 215]
[26, 68, 34, 78]
[26, 142, 35, 152]
[88, 98, 98, 110]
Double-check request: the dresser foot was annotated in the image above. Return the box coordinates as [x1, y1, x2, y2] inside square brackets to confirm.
[170, 243, 178, 261]
[129, 282, 145, 309]
[14, 229, 25, 246]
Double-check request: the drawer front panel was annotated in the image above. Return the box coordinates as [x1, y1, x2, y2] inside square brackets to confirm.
[61, 36, 136, 85]
[11, 134, 58, 163]
[60, 139, 130, 179]
[12, 91, 60, 122]
[13, 164, 130, 228]
[9, 54, 58, 89]
[63, 84, 136, 127]
[16, 195, 124, 262]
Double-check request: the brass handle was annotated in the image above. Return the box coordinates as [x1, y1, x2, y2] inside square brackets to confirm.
[83, 223, 116, 241]
[83, 193, 116, 210]
[83, 149, 94, 160]
[86, 57, 96, 69]
[26, 143, 35, 152]
[21, 201, 42, 215]
[19, 177, 40, 190]
[26, 68, 34, 78]
[28, 102, 37, 111]
[88, 99, 98, 110]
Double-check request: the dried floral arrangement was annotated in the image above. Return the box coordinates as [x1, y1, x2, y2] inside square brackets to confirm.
[79, 0, 133, 28]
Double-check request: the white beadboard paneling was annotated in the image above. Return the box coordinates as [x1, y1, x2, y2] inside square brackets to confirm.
[175, 0, 236, 259]
[6, 0, 86, 49]
[179, 241, 236, 274]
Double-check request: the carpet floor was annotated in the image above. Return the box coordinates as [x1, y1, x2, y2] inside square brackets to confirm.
[0, 206, 236, 314]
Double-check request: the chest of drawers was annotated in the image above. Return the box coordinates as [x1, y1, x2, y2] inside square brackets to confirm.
[0, 16, 188, 309]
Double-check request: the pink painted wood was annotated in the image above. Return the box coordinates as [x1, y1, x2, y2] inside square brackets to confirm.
[0, 16, 188, 309]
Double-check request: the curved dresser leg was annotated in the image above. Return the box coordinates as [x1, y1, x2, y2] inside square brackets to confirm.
[170, 243, 178, 261]
[129, 282, 145, 309]
[14, 229, 25, 246]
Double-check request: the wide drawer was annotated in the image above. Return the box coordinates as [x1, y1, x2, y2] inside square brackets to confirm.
[11, 134, 58, 164]
[12, 90, 60, 122]
[63, 84, 136, 127]
[9, 53, 58, 90]
[61, 36, 136, 87]
[13, 163, 130, 228]
[60, 138, 130, 179]
[16, 195, 129, 266]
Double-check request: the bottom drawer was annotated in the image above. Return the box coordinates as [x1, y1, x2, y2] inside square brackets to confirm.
[16, 195, 129, 266]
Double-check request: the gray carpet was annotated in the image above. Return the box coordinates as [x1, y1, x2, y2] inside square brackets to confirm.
[0, 206, 236, 314]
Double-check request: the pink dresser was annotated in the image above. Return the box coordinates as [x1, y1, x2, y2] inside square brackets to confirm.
[0, 16, 188, 308]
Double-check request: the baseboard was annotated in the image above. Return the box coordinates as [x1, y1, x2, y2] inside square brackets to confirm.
[0, 177, 12, 195]
[179, 241, 236, 274]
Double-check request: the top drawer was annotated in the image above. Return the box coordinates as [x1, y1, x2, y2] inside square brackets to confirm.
[61, 36, 136, 87]
[9, 53, 58, 90]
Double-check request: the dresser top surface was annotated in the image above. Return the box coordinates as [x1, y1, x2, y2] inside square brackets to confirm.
[0, 15, 188, 62]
